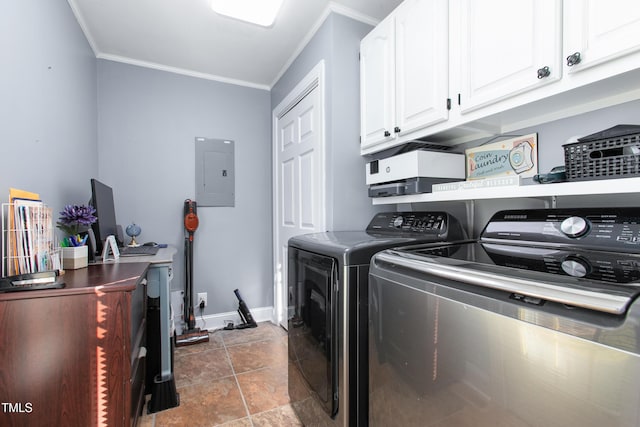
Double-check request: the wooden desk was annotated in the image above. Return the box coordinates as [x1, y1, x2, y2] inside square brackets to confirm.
[0, 262, 149, 427]
[115, 247, 178, 412]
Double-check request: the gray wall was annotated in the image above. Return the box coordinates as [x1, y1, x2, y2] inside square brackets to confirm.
[272, 13, 385, 232]
[1, 3, 382, 318]
[0, 1, 97, 214]
[97, 60, 272, 314]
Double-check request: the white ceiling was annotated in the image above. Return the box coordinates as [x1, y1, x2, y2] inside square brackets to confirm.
[68, 0, 403, 90]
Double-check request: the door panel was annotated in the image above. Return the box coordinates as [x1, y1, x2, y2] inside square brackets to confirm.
[299, 150, 315, 229]
[281, 158, 295, 226]
[281, 119, 295, 150]
[396, 0, 449, 134]
[288, 248, 338, 418]
[360, 17, 395, 148]
[369, 272, 640, 427]
[458, 0, 561, 113]
[564, 0, 640, 73]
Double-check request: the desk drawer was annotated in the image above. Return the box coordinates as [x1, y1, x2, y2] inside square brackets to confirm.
[131, 345, 146, 426]
[131, 278, 147, 351]
[130, 277, 147, 425]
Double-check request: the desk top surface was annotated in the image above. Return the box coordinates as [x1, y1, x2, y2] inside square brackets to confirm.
[105, 245, 177, 265]
[0, 247, 176, 301]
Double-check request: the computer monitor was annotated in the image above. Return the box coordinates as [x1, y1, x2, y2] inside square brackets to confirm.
[90, 178, 119, 255]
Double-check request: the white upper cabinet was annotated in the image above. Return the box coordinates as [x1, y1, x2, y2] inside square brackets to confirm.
[360, 0, 448, 151]
[456, 0, 562, 113]
[361, 0, 640, 157]
[563, 0, 640, 75]
[395, 0, 449, 136]
[360, 16, 395, 148]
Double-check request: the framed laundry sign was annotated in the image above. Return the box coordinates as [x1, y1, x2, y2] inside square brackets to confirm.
[465, 133, 538, 180]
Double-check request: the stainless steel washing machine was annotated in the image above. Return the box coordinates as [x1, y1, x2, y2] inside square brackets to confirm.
[369, 207, 640, 427]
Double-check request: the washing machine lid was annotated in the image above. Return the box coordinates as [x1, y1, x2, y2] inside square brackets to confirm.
[381, 207, 640, 315]
[287, 211, 467, 265]
[288, 231, 424, 265]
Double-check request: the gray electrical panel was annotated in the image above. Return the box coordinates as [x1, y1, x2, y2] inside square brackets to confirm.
[195, 137, 235, 207]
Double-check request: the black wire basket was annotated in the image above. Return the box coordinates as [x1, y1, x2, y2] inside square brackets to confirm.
[563, 126, 640, 182]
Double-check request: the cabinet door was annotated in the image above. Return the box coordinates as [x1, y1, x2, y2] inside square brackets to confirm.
[395, 0, 449, 135]
[360, 16, 395, 149]
[564, 0, 640, 74]
[457, 0, 561, 113]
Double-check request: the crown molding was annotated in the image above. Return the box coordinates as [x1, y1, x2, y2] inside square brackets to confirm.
[67, 0, 99, 55]
[270, 2, 378, 88]
[96, 54, 270, 91]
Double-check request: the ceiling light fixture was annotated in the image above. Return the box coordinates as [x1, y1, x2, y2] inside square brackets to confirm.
[211, 0, 285, 27]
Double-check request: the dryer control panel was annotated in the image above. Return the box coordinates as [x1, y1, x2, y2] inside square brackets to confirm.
[367, 212, 466, 240]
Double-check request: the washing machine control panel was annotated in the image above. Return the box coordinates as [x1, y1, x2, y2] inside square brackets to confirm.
[482, 208, 640, 253]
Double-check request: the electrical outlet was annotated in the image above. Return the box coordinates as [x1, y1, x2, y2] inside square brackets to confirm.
[197, 292, 207, 308]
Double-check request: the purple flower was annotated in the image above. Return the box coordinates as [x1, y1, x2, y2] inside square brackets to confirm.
[57, 204, 97, 237]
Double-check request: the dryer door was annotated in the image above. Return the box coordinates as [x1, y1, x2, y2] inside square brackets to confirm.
[288, 248, 338, 418]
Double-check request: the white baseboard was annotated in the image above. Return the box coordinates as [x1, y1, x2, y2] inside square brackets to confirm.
[190, 306, 275, 333]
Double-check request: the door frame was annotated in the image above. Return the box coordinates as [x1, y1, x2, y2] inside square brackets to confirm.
[272, 60, 326, 328]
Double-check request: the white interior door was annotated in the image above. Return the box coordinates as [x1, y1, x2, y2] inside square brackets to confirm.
[273, 64, 325, 330]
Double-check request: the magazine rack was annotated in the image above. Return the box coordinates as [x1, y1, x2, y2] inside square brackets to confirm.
[1, 203, 61, 277]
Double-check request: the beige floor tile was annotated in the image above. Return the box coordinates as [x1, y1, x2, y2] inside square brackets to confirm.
[174, 348, 234, 387]
[138, 412, 154, 427]
[236, 365, 290, 414]
[139, 322, 301, 426]
[227, 335, 287, 373]
[251, 404, 303, 427]
[154, 378, 247, 427]
[221, 323, 279, 347]
[175, 331, 225, 355]
[215, 417, 252, 426]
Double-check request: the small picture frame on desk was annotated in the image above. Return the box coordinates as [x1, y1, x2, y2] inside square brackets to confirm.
[102, 235, 120, 262]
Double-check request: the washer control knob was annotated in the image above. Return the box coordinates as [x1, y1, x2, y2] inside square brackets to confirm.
[561, 256, 591, 278]
[560, 216, 589, 238]
[393, 216, 404, 228]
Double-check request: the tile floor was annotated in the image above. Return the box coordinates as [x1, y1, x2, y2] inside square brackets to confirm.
[139, 322, 303, 427]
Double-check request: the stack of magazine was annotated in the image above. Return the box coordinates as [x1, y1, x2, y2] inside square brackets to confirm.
[2, 188, 61, 277]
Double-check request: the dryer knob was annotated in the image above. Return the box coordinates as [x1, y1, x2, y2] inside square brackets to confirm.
[560, 216, 589, 238]
[393, 216, 404, 228]
[561, 256, 591, 278]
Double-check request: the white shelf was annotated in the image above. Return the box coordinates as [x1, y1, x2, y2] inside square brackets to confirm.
[371, 176, 640, 205]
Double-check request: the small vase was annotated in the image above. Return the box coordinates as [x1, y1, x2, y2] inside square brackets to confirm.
[61, 245, 89, 270]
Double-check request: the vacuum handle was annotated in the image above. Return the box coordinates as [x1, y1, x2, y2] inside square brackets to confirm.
[184, 199, 199, 241]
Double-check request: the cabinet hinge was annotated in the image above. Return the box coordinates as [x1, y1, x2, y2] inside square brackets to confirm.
[446, 98, 451, 110]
